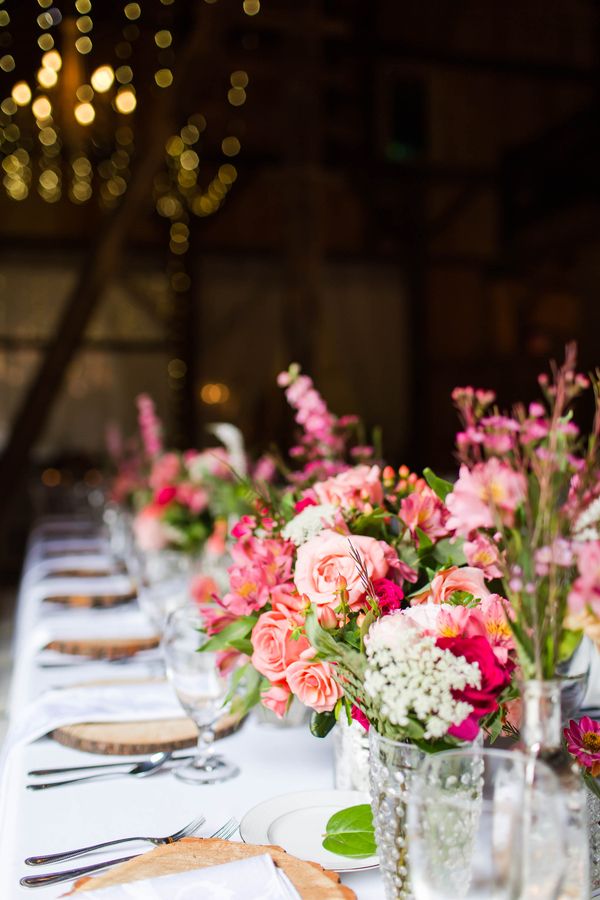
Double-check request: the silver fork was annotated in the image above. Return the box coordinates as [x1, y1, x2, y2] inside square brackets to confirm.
[20, 818, 239, 888]
[25, 815, 206, 866]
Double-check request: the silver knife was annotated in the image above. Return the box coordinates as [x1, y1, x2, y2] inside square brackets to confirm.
[28, 753, 194, 776]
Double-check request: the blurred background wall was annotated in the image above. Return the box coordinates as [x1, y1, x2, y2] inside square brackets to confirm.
[0, 0, 598, 575]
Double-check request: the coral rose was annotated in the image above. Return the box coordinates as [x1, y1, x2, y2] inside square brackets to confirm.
[294, 530, 395, 611]
[312, 465, 384, 511]
[411, 566, 492, 606]
[251, 609, 309, 683]
[261, 682, 292, 718]
[286, 649, 343, 713]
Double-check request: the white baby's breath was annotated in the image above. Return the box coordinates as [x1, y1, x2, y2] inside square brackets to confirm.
[364, 614, 480, 740]
[281, 503, 337, 546]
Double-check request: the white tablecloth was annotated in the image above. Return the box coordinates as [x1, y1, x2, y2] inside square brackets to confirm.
[0, 516, 383, 899]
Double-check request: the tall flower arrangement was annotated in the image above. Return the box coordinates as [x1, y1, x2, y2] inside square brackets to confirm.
[441, 343, 600, 680]
[199, 366, 517, 738]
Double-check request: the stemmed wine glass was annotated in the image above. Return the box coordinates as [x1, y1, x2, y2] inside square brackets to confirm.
[162, 605, 240, 785]
[407, 748, 566, 899]
[137, 550, 194, 633]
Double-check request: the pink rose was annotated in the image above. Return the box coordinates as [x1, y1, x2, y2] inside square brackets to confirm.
[313, 465, 384, 511]
[286, 649, 343, 713]
[133, 505, 169, 552]
[412, 566, 492, 606]
[261, 682, 292, 718]
[568, 541, 600, 616]
[294, 530, 394, 611]
[251, 609, 309, 683]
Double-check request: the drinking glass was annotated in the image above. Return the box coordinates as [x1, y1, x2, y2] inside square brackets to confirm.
[137, 549, 193, 633]
[162, 606, 240, 784]
[408, 748, 566, 899]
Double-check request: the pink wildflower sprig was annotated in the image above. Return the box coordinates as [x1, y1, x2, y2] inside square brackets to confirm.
[136, 393, 163, 461]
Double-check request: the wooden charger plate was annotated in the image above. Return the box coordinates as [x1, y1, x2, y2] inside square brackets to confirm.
[51, 711, 242, 755]
[66, 837, 356, 898]
[43, 590, 137, 609]
[44, 635, 159, 660]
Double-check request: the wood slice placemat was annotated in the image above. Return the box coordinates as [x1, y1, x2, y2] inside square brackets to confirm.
[43, 590, 137, 609]
[67, 837, 356, 898]
[51, 711, 242, 755]
[44, 635, 158, 660]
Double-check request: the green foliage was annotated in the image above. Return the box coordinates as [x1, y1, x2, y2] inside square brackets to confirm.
[310, 710, 337, 738]
[423, 467, 454, 501]
[199, 616, 257, 653]
[322, 805, 377, 859]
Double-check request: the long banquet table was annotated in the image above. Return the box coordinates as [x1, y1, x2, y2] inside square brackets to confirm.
[0, 517, 383, 898]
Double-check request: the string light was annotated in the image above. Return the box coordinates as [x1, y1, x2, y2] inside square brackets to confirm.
[154, 68, 173, 88]
[41, 50, 62, 70]
[115, 87, 136, 114]
[11, 82, 31, 107]
[37, 67, 58, 88]
[0, 55, 14, 72]
[74, 102, 95, 125]
[75, 36, 93, 54]
[242, 0, 260, 14]
[91, 65, 114, 93]
[32, 96, 52, 120]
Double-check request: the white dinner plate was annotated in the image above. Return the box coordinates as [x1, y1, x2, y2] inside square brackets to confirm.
[239, 789, 379, 873]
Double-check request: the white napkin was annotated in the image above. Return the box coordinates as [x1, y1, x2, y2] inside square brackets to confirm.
[24, 554, 119, 584]
[28, 537, 109, 558]
[30, 608, 157, 649]
[74, 853, 301, 899]
[4, 681, 184, 753]
[29, 574, 135, 604]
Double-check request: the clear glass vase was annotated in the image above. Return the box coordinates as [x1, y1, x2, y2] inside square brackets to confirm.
[368, 729, 425, 900]
[333, 716, 370, 791]
[517, 679, 589, 899]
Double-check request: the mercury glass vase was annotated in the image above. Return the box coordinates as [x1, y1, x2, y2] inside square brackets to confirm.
[587, 789, 600, 894]
[333, 716, 370, 791]
[368, 729, 425, 900]
[517, 679, 589, 899]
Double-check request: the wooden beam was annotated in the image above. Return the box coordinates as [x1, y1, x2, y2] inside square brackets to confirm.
[0, 6, 210, 506]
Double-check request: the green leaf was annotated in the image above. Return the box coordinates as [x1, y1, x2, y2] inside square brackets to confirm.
[558, 628, 583, 665]
[322, 805, 377, 859]
[416, 527, 433, 552]
[231, 667, 266, 718]
[310, 709, 337, 738]
[199, 616, 256, 653]
[423, 467, 454, 501]
[228, 638, 254, 656]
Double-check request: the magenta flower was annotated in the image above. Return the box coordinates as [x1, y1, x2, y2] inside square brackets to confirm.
[564, 717, 600, 776]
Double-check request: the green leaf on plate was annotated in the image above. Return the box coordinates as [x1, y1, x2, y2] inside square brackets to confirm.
[322, 804, 376, 859]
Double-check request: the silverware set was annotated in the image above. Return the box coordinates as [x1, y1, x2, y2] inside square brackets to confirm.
[20, 817, 239, 887]
[26, 750, 194, 790]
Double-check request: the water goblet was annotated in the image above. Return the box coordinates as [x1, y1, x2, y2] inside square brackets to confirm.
[407, 747, 566, 899]
[137, 549, 193, 633]
[162, 606, 240, 785]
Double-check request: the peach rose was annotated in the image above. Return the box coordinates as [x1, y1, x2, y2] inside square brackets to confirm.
[261, 682, 292, 718]
[294, 530, 394, 611]
[411, 566, 492, 606]
[251, 609, 309, 683]
[286, 649, 343, 713]
[313, 465, 383, 511]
